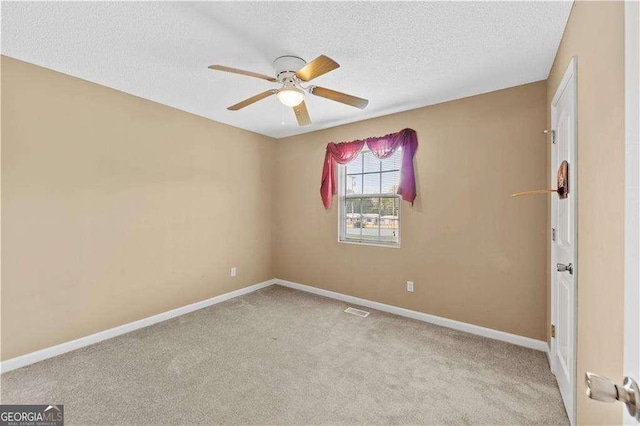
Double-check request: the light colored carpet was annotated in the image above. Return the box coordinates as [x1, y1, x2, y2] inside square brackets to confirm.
[1, 285, 568, 425]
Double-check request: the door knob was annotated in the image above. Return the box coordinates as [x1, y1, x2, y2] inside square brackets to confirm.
[557, 263, 573, 274]
[585, 372, 640, 420]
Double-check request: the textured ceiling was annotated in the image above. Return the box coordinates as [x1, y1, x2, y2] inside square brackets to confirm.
[1, 1, 572, 139]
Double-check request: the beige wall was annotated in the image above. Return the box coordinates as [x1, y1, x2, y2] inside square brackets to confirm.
[273, 81, 549, 341]
[546, 2, 626, 424]
[1, 56, 275, 360]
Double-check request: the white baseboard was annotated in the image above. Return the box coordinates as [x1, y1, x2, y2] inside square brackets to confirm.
[0, 279, 275, 374]
[275, 278, 548, 352]
[545, 344, 552, 365]
[2, 277, 548, 373]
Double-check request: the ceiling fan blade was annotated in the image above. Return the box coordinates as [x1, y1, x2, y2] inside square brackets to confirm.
[209, 65, 277, 82]
[293, 101, 312, 126]
[310, 86, 369, 109]
[227, 90, 276, 111]
[295, 55, 339, 82]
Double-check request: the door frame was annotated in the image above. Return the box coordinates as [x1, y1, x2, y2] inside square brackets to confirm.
[624, 1, 640, 424]
[550, 56, 578, 426]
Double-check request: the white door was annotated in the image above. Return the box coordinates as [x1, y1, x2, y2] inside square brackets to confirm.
[550, 57, 577, 426]
[624, 1, 640, 423]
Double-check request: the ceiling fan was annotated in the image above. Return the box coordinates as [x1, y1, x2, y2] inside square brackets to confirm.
[208, 55, 369, 127]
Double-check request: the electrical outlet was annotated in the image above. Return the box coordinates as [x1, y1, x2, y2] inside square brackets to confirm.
[407, 281, 414, 292]
[231, 267, 237, 277]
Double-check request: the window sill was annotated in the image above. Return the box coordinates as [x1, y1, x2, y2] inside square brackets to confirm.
[338, 239, 401, 249]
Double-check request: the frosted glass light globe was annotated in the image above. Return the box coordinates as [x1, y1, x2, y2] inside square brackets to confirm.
[277, 88, 304, 107]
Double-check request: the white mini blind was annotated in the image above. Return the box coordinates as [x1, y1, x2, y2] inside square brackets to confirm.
[339, 149, 401, 246]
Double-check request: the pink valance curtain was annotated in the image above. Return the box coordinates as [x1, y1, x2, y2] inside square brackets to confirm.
[320, 128, 418, 210]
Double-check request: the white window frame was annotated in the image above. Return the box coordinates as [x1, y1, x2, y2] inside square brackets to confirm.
[337, 149, 401, 248]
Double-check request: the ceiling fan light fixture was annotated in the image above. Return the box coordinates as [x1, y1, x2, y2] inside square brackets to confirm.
[277, 87, 304, 107]
[209, 54, 368, 127]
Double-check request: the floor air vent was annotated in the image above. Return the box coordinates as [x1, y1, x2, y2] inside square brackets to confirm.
[344, 307, 370, 317]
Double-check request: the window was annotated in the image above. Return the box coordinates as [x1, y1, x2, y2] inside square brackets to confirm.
[338, 149, 401, 246]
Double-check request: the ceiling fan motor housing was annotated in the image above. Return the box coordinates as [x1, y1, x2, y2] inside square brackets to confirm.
[273, 55, 306, 82]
